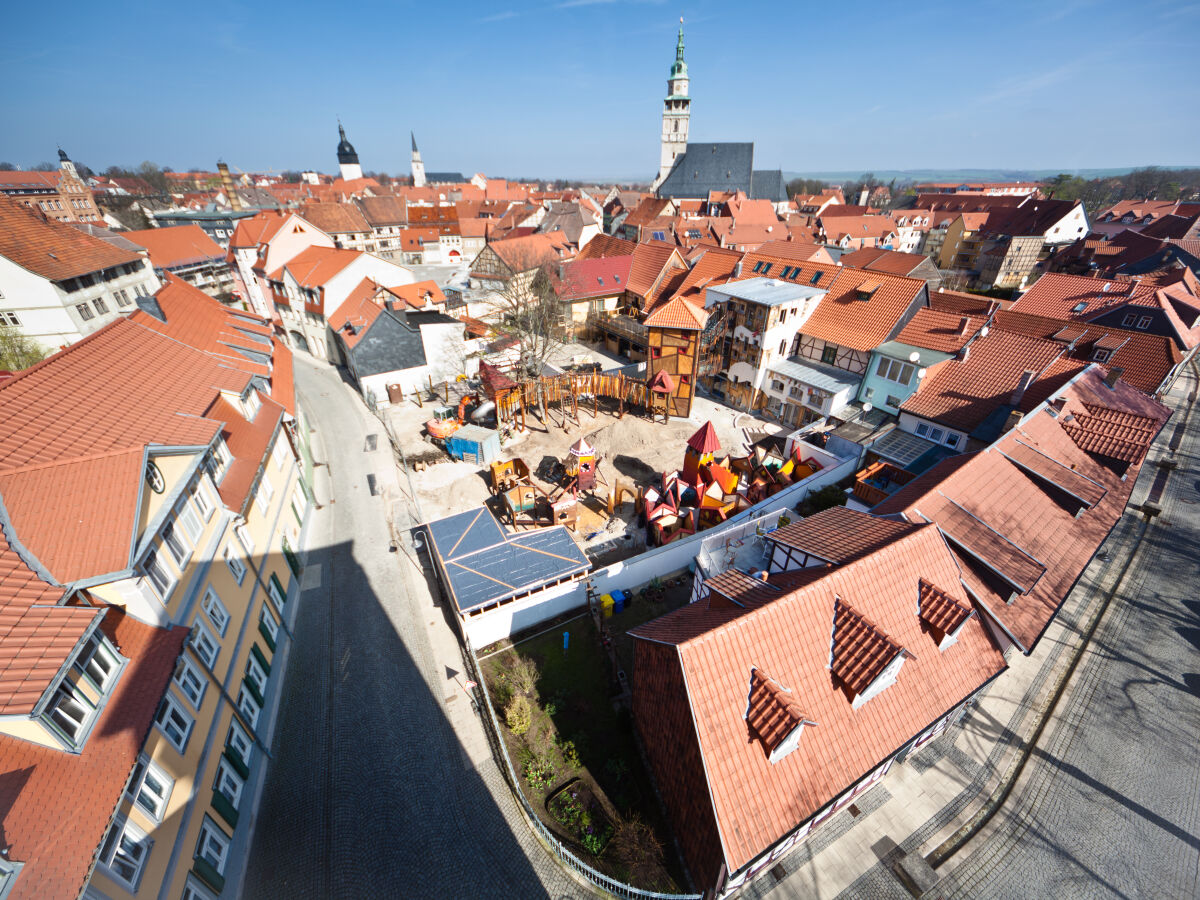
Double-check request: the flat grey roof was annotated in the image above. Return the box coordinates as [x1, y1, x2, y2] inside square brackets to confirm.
[768, 357, 862, 394]
[424, 506, 591, 614]
[706, 277, 826, 308]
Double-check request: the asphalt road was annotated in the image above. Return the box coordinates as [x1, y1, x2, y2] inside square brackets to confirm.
[241, 358, 576, 899]
[934, 365, 1200, 900]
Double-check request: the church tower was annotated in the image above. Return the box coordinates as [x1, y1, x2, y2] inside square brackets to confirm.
[336, 121, 363, 181]
[410, 132, 426, 188]
[654, 23, 691, 189]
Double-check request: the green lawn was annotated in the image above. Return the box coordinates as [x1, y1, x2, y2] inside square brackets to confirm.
[482, 614, 684, 891]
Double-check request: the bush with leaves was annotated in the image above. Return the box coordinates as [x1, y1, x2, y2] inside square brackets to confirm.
[522, 750, 557, 793]
[559, 739, 581, 769]
[505, 695, 532, 736]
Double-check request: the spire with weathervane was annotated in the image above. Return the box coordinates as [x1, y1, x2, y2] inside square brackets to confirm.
[655, 19, 691, 189]
[411, 131, 426, 188]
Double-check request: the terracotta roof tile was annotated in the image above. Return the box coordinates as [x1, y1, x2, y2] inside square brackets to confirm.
[840, 247, 930, 277]
[768, 506, 919, 563]
[277, 245, 363, 288]
[0, 194, 142, 281]
[122, 224, 225, 269]
[917, 579, 973, 636]
[686, 421, 721, 454]
[0, 611, 188, 900]
[745, 668, 813, 754]
[554, 256, 633, 301]
[298, 201, 371, 235]
[643, 296, 706, 330]
[209, 393, 285, 516]
[831, 598, 907, 695]
[895, 308, 988, 353]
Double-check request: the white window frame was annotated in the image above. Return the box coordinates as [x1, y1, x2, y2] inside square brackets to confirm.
[143, 548, 178, 601]
[127, 754, 174, 823]
[267, 574, 286, 609]
[174, 654, 207, 710]
[915, 422, 930, 437]
[155, 692, 194, 753]
[191, 617, 220, 669]
[201, 587, 230, 636]
[178, 500, 203, 542]
[72, 631, 120, 693]
[227, 720, 252, 766]
[45, 681, 96, 746]
[182, 874, 219, 900]
[193, 480, 215, 520]
[224, 543, 247, 584]
[195, 817, 231, 876]
[255, 474, 274, 511]
[214, 757, 244, 808]
[246, 654, 268, 697]
[271, 435, 289, 470]
[98, 815, 152, 891]
[260, 605, 280, 643]
[162, 518, 192, 568]
[236, 684, 261, 728]
[235, 523, 255, 555]
[242, 389, 261, 420]
[208, 438, 232, 482]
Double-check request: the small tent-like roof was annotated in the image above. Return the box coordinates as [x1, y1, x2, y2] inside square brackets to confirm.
[568, 437, 595, 457]
[648, 369, 676, 393]
[687, 420, 721, 454]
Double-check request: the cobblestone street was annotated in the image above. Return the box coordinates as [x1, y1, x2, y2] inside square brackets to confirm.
[241, 358, 580, 899]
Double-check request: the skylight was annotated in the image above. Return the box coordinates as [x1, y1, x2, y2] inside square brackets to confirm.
[810, 272, 822, 285]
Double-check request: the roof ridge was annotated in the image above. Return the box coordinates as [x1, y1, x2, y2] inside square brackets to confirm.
[0, 444, 145, 477]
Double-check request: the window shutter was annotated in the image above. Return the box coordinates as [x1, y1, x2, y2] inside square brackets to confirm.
[251, 643, 271, 674]
[258, 620, 277, 651]
[192, 859, 225, 894]
[243, 674, 264, 707]
[223, 746, 250, 780]
[269, 573, 286, 607]
[212, 790, 240, 829]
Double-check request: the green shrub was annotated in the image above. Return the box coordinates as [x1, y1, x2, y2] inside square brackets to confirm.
[523, 750, 557, 792]
[505, 695, 532, 736]
[560, 739, 581, 769]
[509, 655, 540, 696]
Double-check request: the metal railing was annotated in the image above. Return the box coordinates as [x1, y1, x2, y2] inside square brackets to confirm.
[462, 634, 702, 900]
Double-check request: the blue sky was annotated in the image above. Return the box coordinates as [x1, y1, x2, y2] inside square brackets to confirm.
[2, 0, 1198, 180]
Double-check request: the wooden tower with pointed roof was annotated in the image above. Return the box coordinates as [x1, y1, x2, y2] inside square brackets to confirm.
[683, 420, 720, 485]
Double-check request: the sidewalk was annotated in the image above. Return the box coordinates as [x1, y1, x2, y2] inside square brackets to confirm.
[750, 367, 1195, 900]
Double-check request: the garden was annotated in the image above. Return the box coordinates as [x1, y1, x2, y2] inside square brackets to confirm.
[480, 578, 691, 892]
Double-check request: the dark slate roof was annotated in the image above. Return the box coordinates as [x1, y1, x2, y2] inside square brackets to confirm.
[657, 142, 754, 199]
[404, 310, 460, 327]
[424, 506, 591, 613]
[751, 170, 787, 203]
[346, 309, 427, 377]
[425, 172, 467, 184]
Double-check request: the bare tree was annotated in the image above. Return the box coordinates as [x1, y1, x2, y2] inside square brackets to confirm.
[483, 264, 564, 378]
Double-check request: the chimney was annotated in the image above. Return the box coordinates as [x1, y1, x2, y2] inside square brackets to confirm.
[1103, 367, 1123, 389]
[958, 316, 970, 336]
[733, 260, 742, 277]
[758, 570, 770, 582]
[217, 161, 243, 211]
[1010, 369, 1036, 406]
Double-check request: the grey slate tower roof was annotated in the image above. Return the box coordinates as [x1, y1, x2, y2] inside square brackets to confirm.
[337, 122, 359, 165]
[411, 132, 419, 153]
[656, 142, 786, 202]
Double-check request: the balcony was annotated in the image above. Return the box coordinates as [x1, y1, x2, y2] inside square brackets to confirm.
[852, 460, 916, 506]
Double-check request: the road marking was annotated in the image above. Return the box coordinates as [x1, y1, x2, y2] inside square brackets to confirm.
[364, 434, 378, 451]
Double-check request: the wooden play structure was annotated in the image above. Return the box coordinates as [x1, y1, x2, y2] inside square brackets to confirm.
[499, 481, 579, 531]
[489, 458, 531, 493]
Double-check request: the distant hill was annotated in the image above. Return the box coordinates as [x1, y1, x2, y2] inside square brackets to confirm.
[783, 166, 1199, 184]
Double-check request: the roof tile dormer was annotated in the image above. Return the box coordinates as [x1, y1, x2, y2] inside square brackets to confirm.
[830, 598, 911, 708]
[745, 667, 815, 763]
[917, 578, 974, 650]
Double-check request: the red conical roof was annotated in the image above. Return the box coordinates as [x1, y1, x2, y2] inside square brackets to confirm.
[687, 421, 720, 454]
[648, 369, 675, 393]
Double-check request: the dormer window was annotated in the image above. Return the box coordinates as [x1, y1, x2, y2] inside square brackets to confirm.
[829, 598, 912, 709]
[207, 437, 232, 483]
[917, 579, 974, 651]
[242, 389, 261, 420]
[744, 668, 815, 764]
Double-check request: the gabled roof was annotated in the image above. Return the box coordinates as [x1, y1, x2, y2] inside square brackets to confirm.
[275, 245, 362, 287]
[1062, 402, 1161, 466]
[575, 233, 638, 261]
[0, 194, 142, 281]
[799, 266, 926, 352]
[840, 247, 931, 276]
[630, 523, 1006, 880]
[643, 296, 706, 330]
[745, 668, 813, 755]
[554, 256, 633, 301]
[627, 241, 685, 299]
[830, 598, 908, 695]
[917, 579, 973, 636]
[928, 288, 1000, 317]
[766, 506, 917, 563]
[657, 143, 754, 200]
[123, 224, 225, 269]
[895, 308, 988, 353]
[355, 195, 408, 227]
[297, 200, 371, 235]
[483, 232, 569, 274]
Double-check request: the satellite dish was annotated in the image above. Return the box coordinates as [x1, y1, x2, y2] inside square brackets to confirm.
[917, 368, 928, 379]
[980, 325, 990, 336]
[908, 351, 920, 363]
[862, 402, 874, 412]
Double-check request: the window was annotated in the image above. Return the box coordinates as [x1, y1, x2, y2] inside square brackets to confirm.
[195, 818, 231, 876]
[1093, 348, 1110, 362]
[224, 543, 246, 584]
[178, 501, 203, 542]
[779, 340, 786, 356]
[127, 755, 174, 822]
[45, 682, 95, 745]
[191, 617, 220, 668]
[271, 435, 290, 470]
[214, 757, 244, 808]
[267, 573, 287, 609]
[946, 433, 961, 448]
[242, 389, 261, 420]
[162, 519, 191, 567]
[1122, 313, 1137, 326]
[780, 266, 793, 279]
[156, 693, 194, 752]
[175, 655, 207, 710]
[246, 653, 269, 698]
[810, 272, 822, 285]
[236, 685, 261, 728]
[0, 311, 20, 326]
[260, 605, 280, 645]
[202, 587, 230, 635]
[821, 345, 837, 365]
[760, 263, 772, 276]
[193, 481, 215, 520]
[886, 395, 903, 409]
[207, 438, 232, 482]
[93, 297, 108, 315]
[76, 303, 94, 321]
[916, 422, 930, 436]
[227, 720, 252, 766]
[98, 817, 151, 890]
[930, 427, 945, 442]
[234, 523, 255, 555]
[114, 288, 131, 307]
[876, 357, 915, 385]
[255, 474, 274, 511]
[72, 632, 120, 692]
[182, 874, 219, 900]
[143, 549, 176, 600]
[1137, 316, 1152, 329]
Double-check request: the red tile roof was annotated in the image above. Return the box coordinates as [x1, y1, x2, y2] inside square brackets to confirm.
[917, 579, 973, 636]
[745, 668, 812, 754]
[631, 523, 1007, 883]
[209, 392, 285, 515]
[895, 308, 988, 353]
[575, 233, 638, 261]
[686, 421, 720, 454]
[274, 245, 362, 287]
[483, 232, 570, 275]
[298, 200, 371, 235]
[554, 256, 634, 301]
[627, 242, 684, 300]
[227, 212, 288, 249]
[122, 224, 225, 269]
[0, 610, 188, 900]
[643, 296, 706, 330]
[767, 507, 918, 563]
[802, 267, 926, 353]
[0, 194, 142, 281]
[1062, 402, 1161, 466]
[840, 247, 931, 277]
[831, 598, 908, 695]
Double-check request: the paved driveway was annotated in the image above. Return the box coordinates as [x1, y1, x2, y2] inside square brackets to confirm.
[241, 358, 578, 899]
